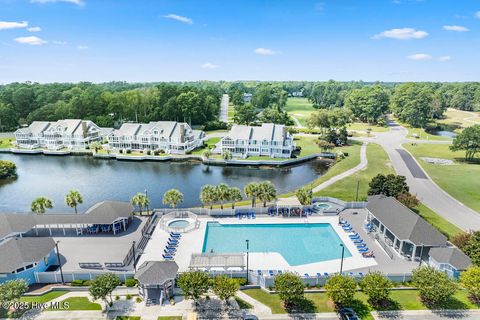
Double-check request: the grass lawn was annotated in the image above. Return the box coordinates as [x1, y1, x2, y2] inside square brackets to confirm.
[437, 108, 480, 130]
[191, 137, 222, 155]
[285, 98, 316, 126]
[404, 143, 480, 213]
[0, 291, 67, 318]
[47, 296, 102, 311]
[235, 296, 253, 309]
[116, 317, 141, 320]
[347, 122, 389, 133]
[315, 143, 393, 200]
[0, 137, 14, 148]
[243, 289, 478, 316]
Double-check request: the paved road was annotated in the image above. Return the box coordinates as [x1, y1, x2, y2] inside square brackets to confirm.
[364, 122, 480, 231]
[372, 310, 480, 320]
[220, 94, 229, 123]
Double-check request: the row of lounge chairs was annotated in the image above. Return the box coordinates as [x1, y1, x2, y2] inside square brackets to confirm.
[256, 270, 366, 278]
[236, 211, 255, 219]
[162, 232, 181, 260]
[340, 220, 375, 258]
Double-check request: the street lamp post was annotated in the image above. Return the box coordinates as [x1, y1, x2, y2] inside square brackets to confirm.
[132, 241, 137, 271]
[55, 241, 65, 284]
[246, 239, 250, 284]
[339, 244, 345, 274]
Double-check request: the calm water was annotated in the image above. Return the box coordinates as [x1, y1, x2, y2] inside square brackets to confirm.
[202, 222, 352, 266]
[0, 154, 329, 213]
[432, 130, 457, 138]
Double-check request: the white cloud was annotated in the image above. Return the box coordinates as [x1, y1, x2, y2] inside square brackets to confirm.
[438, 56, 451, 62]
[27, 26, 41, 32]
[443, 25, 469, 32]
[31, 0, 84, 5]
[0, 21, 28, 30]
[200, 62, 219, 69]
[407, 53, 432, 61]
[475, 11, 480, 19]
[163, 14, 193, 25]
[373, 28, 428, 40]
[52, 40, 67, 45]
[254, 48, 277, 56]
[14, 36, 46, 45]
[77, 45, 88, 50]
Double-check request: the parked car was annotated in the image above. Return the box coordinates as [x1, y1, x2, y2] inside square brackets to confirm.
[338, 307, 359, 320]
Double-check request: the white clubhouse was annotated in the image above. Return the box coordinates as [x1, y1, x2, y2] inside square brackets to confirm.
[219, 123, 295, 158]
[14, 119, 104, 150]
[107, 121, 205, 154]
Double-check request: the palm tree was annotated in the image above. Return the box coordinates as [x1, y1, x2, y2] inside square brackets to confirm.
[65, 190, 83, 214]
[215, 183, 230, 209]
[258, 181, 277, 207]
[203, 150, 211, 159]
[31, 197, 53, 214]
[130, 192, 149, 214]
[200, 185, 216, 209]
[90, 141, 103, 153]
[244, 182, 259, 208]
[295, 186, 313, 205]
[227, 187, 243, 209]
[163, 189, 184, 208]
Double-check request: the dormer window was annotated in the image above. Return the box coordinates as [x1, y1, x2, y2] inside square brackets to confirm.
[153, 130, 159, 135]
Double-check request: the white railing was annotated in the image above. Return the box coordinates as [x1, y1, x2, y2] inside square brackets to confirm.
[159, 210, 199, 233]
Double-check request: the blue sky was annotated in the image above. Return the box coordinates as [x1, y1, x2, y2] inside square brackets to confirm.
[0, 0, 479, 83]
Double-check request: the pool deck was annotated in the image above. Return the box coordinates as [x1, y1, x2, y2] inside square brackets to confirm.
[138, 214, 384, 274]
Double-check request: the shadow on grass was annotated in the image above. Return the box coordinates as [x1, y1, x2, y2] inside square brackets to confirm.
[345, 299, 372, 319]
[285, 297, 317, 314]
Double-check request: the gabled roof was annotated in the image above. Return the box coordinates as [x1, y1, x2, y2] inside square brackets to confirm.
[367, 195, 447, 246]
[0, 237, 56, 273]
[225, 123, 287, 142]
[111, 121, 192, 140]
[0, 201, 133, 238]
[0, 214, 37, 240]
[15, 121, 52, 135]
[429, 247, 472, 270]
[135, 261, 178, 285]
[226, 125, 252, 140]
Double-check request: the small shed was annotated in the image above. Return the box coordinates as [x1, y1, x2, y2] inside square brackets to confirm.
[134, 261, 178, 305]
[428, 247, 472, 278]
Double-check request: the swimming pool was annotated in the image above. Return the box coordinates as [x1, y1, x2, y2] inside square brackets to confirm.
[314, 202, 331, 210]
[202, 223, 351, 266]
[168, 219, 190, 228]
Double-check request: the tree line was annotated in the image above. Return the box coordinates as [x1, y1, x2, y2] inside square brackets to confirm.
[0, 82, 223, 131]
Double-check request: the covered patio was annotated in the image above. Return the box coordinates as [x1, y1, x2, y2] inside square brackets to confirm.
[270, 197, 310, 217]
[366, 195, 448, 262]
[189, 253, 246, 271]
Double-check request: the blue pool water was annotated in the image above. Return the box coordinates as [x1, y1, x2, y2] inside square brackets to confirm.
[169, 219, 190, 228]
[314, 202, 331, 209]
[202, 223, 351, 266]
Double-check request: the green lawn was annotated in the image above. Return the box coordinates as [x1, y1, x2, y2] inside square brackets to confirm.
[235, 296, 253, 309]
[243, 289, 479, 316]
[0, 291, 67, 318]
[437, 108, 480, 130]
[0, 137, 14, 148]
[191, 137, 222, 155]
[228, 104, 235, 122]
[315, 143, 393, 200]
[404, 143, 480, 213]
[47, 296, 102, 311]
[116, 317, 141, 320]
[405, 126, 451, 141]
[285, 98, 316, 126]
[347, 122, 389, 133]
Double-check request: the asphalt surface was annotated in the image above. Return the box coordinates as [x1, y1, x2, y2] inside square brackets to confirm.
[364, 122, 480, 231]
[219, 94, 229, 123]
[396, 149, 428, 179]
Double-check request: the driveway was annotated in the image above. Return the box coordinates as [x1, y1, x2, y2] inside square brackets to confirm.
[219, 94, 229, 123]
[363, 122, 480, 231]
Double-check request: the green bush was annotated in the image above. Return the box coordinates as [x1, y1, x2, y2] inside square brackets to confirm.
[125, 278, 138, 287]
[358, 271, 393, 306]
[70, 279, 91, 286]
[126, 149, 131, 154]
[412, 266, 458, 307]
[146, 150, 151, 155]
[325, 275, 357, 307]
[126, 294, 132, 300]
[154, 150, 160, 156]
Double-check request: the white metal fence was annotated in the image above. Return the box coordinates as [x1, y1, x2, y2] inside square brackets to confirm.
[35, 270, 134, 284]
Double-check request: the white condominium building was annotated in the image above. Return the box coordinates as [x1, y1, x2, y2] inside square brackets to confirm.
[14, 119, 103, 150]
[220, 123, 295, 158]
[107, 121, 205, 154]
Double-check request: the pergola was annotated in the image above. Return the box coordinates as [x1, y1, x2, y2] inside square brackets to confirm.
[189, 253, 245, 271]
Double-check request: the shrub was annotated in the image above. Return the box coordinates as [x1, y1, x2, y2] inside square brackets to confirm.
[125, 278, 138, 287]
[212, 275, 239, 302]
[126, 149, 131, 154]
[325, 275, 356, 306]
[126, 294, 132, 300]
[0, 160, 17, 179]
[119, 149, 123, 154]
[204, 120, 228, 131]
[177, 271, 209, 302]
[412, 266, 457, 307]
[146, 150, 151, 155]
[358, 271, 393, 306]
[233, 278, 247, 286]
[115, 295, 120, 300]
[135, 297, 142, 303]
[273, 272, 305, 308]
[153, 150, 160, 156]
[460, 266, 480, 303]
[160, 149, 165, 154]
[71, 279, 90, 286]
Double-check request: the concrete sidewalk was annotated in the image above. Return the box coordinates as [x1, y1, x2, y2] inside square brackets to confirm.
[372, 309, 480, 319]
